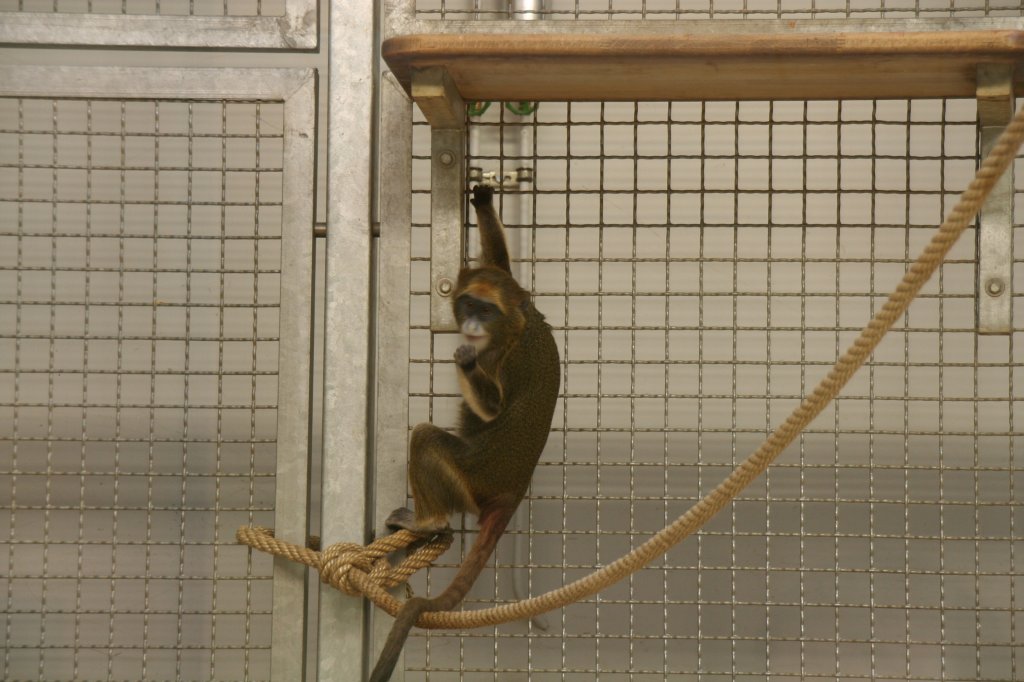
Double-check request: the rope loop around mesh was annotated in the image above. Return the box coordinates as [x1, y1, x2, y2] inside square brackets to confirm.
[238, 103, 1024, 630]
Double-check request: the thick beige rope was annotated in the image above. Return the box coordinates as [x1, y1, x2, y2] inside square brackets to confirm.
[235, 525, 452, 604]
[239, 103, 1024, 630]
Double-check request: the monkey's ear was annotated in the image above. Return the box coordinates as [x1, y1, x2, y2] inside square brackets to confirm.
[470, 184, 494, 208]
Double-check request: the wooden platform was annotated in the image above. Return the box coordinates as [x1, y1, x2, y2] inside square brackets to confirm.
[382, 30, 1024, 102]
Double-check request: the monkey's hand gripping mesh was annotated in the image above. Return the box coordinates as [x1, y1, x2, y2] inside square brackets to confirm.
[238, 103, 1024, 630]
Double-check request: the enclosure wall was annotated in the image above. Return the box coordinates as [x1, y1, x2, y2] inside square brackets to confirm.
[0, 67, 318, 682]
[375, 77, 1024, 682]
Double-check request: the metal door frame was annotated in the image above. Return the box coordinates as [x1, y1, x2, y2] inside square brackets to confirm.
[0, 0, 317, 49]
[0, 64, 318, 680]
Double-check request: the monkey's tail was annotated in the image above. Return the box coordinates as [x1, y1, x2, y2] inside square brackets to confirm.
[367, 596, 428, 682]
[367, 509, 513, 682]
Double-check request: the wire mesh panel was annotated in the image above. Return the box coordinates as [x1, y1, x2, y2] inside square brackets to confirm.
[0, 0, 316, 48]
[390, 97, 1023, 680]
[0, 67, 316, 682]
[0, 0, 284, 15]
[414, 0, 1024, 21]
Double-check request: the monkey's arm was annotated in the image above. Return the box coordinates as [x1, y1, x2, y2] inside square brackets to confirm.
[455, 344, 503, 421]
[470, 185, 511, 274]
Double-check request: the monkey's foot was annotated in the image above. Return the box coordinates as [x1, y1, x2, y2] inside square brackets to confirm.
[470, 184, 494, 208]
[385, 507, 417, 533]
[385, 507, 450, 538]
[454, 344, 477, 370]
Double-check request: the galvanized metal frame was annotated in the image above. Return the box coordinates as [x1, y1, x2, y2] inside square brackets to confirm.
[976, 63, 1014, 334]
[386, 13, 1024, 38]
[0, 64, 316, 680]
[0, 0, 317, 49]
[319, 0, 375, 679]
[270, 68, 318, 681]
[412, 0, 1024, 20]
[411, 68, 467, 332]
[0, 65, 316, 102]
[371, 71, 415, 679]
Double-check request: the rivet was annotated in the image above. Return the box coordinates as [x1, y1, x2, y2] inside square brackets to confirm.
[436, 278, 454, 296]
[438, 150, 455, 167]
[986, 278, 1005, 297]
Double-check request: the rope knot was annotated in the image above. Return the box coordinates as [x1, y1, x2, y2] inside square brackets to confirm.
[235, 525, 454, 607]
[321, 542, 391, 596]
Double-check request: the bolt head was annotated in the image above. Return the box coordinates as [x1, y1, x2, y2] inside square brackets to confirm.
[986, 278, 1006, 297]
[436, 278, 454, 296]
[438, 150, 455, 167]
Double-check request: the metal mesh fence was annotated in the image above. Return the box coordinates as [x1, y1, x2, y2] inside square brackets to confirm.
[415, 0, 1024, 21]
[0, 0, 286, 17]
[0, 96, 283, 681]
[398, 98, 1023, 680]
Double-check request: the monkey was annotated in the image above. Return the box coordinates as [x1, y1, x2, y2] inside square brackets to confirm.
[368, 185, 560, 682]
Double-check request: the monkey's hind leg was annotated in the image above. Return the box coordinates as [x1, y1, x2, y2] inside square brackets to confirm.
[399, 423, 478, 535]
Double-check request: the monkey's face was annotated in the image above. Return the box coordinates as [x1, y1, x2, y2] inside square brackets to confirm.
[455, 293, 500, 351]
[454, 268, 529, 354]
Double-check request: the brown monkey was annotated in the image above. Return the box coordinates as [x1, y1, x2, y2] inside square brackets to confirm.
[369, 185, 560, 682]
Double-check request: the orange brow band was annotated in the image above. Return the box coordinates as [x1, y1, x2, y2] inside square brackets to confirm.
[463, 281, 507, 314]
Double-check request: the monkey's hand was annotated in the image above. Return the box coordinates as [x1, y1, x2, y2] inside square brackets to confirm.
[454, 344, 478, 371]
[470, 184, 494, 208]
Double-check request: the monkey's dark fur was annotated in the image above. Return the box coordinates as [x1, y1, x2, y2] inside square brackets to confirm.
[368, 186, 560, 682]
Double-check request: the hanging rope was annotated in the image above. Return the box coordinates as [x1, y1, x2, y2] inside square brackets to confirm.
[239, 103, 1024, 630]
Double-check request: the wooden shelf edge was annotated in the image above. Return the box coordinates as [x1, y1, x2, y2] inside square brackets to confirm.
[383, 30, 1024, 102]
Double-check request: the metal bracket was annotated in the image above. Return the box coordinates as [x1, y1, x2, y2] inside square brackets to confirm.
[468, 168, 534, 187]
[976, 64, 1014, 335]
[412, 67, 466, 332]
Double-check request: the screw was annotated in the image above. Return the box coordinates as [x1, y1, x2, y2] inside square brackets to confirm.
[438, 150, 455, 167]
[436, 278, 454, 296]
[986, 278, 1005, 297]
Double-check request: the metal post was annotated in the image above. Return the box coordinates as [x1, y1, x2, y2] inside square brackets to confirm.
[321, 1, 375, 680]
[976, 63, 1014, 334]
[370, 72, 415, 678]
[376, 2, 418, 679]
[272, 69, 319, 682]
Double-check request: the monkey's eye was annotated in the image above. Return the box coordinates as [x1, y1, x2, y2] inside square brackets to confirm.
[457, 295, 498, 322]
[475, 302, 497, 321]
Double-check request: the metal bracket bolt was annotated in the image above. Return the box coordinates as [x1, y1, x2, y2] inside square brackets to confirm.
[985, 278, 1005, 297]
[436, 277, 454, 296]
